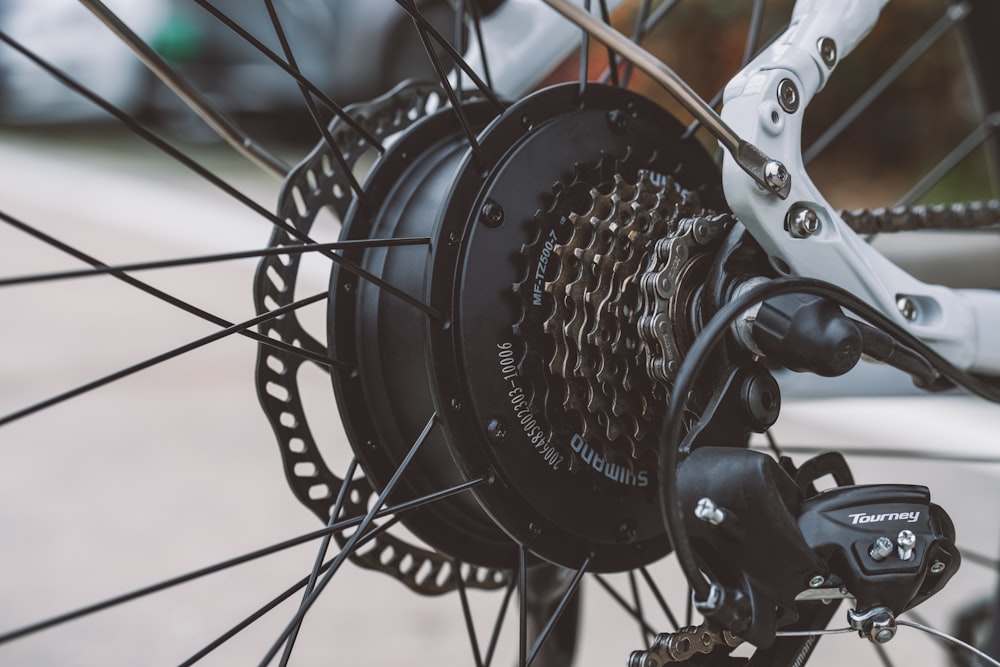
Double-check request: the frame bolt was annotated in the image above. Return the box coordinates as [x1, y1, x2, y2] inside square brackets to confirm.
[930, 560, 946, 574]
[764, 160, 789, 191]
[694, 497, 725, 525]
[787, 205, 821, 238]
[897, 529, 916, 561]
[818, 37, 837, 68]
[777, 78, 799, 113]
[480, 199, 505, 228]
[486, 418, 508, 443]
[897, 296, 918, 322]
[870, 536, 894, 561]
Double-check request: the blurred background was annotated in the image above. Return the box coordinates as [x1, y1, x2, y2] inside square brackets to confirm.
[1, 0, 999, 665]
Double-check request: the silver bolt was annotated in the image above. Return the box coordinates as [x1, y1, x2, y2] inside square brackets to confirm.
[930, 560, 946, 574]
[694, 497, 725, 525]
[787, 205, 821, 238]
[777, 78, 799, 113]
[764, 160, 789, 191]
[870, 536, 894, 561]
[817, 37, 837, 68]
[875, 629, 895, 644]
[897, 529, 916, 561]
[897, 296, 918, 322]
[808, 574, 825, 588]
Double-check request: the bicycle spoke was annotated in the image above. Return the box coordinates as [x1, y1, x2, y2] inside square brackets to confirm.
[639, 566, 680, 631]
[804, 5, 970, 165]
[258, 413, 439, 666]
[897, 113, 1000, 206]
[181, 515, 401, 667]
[401, 0, 486, 170]
[456, 562, 486, 667]
[0, 474, 485, 645]
[392, 0, 503, 112]
[0, 292, 328, 427]
[628, 569, 651, 645]
[0, 238, 428, 287]
[276, 458, 359, 667]
[484, 575, 518, 667]
[578, 0, 592, 98]
[591, 574, 657, 638]
[872, 640, 896, 667]
[263, 0, 373, 214]
[466, 0, 493, 92]
[188, 0, 385, 152]
[742, 0, 766, 67]
[0, 30, 440, 316]
[0, 209, 334, 368]
[525, 558, 590, 667]
[598, 0, 620, 87]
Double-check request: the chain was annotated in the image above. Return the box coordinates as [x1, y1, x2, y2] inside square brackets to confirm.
[840, 200, 1000, 234]
[628, 622, 743, 666]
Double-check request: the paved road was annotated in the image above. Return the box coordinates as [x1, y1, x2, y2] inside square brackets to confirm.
[1, 126, 998, 666]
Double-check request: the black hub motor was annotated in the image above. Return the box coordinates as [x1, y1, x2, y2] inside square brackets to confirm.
[330, 82, 725, 571]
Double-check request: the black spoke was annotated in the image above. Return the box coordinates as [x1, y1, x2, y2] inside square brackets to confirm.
[742, 0, 766, 67]
[897, 113, 1000, 206]
[484, 575, 518, 667]
[525, 558, 590, 667]
[873, 639, 896, 667]
[392, 0, 504, 112]
[0, 32, 440, 318]
[764, 430, 783, 458]
[400, 0, 486, 170]
[591, 574, 657, 638]
[180, 515, 400, 667]
[0, 292, 327, 428]
[578, 0, 592, 98]
[263, 0, 373, 214]
[962, 548, 1000, 570]
[628, 570, 651, 645]
[0, 208, 334, 368]
[277, 458, 359, 667]
[188, 0, 385, 152]
[79, 0, 289, 177]
[598, 0, 620, 87]
[0, 473, 485, 645]
[518, 546, 528, 667]
[457, 562, 486, 667]
[467, 0, 494, 92]
[804, 6, 968, 164]
[0, 238, 429, 287]
[258, 414, 439, 666]
[639, 566, 680, 631]
[617, 0, 652, 87]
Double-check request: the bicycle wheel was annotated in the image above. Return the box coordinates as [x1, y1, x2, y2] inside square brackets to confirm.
[1, 1, 999, 666]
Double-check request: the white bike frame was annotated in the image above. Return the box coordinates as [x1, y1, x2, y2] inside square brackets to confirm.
[469, 0, 1000, 375]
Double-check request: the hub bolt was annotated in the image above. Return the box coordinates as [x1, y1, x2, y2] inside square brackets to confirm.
[480, 199, 505, 228]
[486, 418, 508, 443]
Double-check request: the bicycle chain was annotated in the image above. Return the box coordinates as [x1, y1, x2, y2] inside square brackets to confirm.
[840, 199, 1000, 234]
[628, 622, 744, 666]
[254, 81, 506, 595]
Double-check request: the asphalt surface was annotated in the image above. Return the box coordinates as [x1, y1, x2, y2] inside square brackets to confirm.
[1, 125, 999, 667]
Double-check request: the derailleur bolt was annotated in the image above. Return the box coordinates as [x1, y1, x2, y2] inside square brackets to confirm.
[787, 205, 820, 238]
[869, 536, 894, 561]
[930, 560, 947, 574]
[897, 529, 916, 561]
[694, 497, 725, 525]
